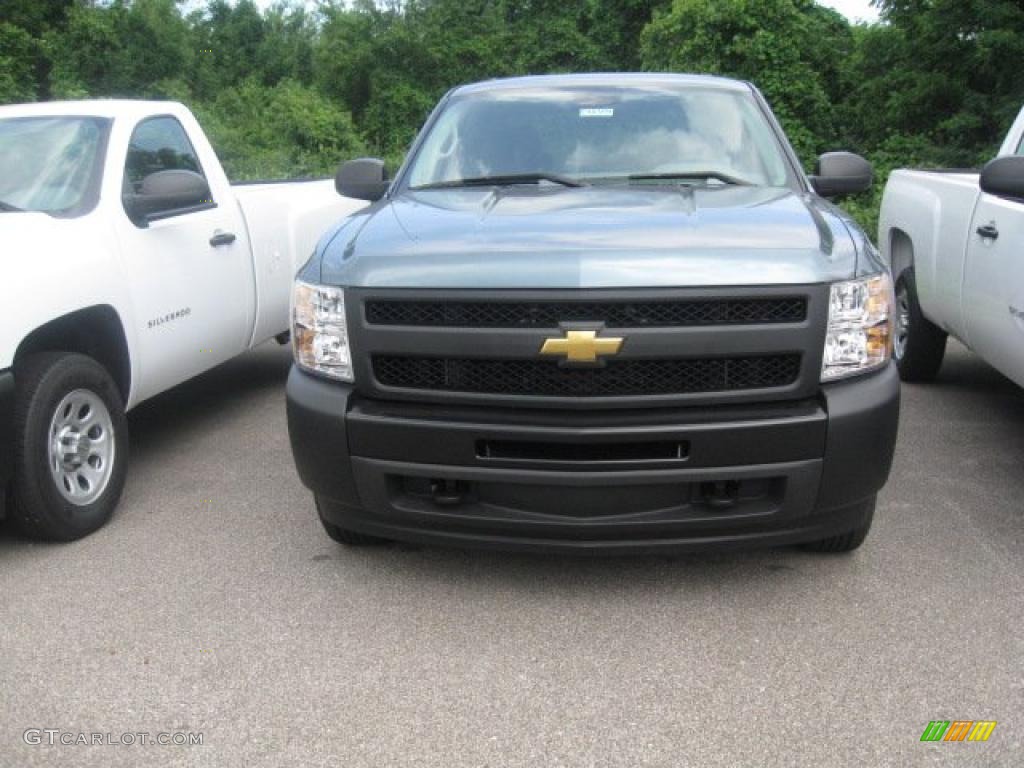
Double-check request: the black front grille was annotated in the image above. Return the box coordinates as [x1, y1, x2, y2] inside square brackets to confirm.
[365, 297, 806, 328]
[373, 355, 801, 397]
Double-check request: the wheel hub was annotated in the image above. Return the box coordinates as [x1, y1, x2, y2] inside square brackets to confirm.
[47, 389, 116, 506]
[54, 427, 92, 471]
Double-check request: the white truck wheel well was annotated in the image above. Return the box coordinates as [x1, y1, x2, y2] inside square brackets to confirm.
[888, 228, 914, 283]
[14, 306, 131, 402]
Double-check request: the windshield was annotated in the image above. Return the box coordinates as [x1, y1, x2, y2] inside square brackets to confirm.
[0, 116, 110, 215]
[406, 83, 791, 189]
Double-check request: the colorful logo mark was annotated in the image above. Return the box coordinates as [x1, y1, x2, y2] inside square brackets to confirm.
[920, 721, 997, 742]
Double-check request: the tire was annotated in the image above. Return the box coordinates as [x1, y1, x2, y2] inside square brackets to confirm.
[11, 352, 128, 541]
[800, 497, 875, 554]
[315, 496, 389, 546]
[894, 270, 947, 382]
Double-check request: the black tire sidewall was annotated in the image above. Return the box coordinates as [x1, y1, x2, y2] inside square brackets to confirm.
[897, 271, 922, 361]
[894, 270, 947, 381]
[13, 354, 129, 540]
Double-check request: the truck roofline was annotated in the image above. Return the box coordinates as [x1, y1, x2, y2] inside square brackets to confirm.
[0, 99, 191, 121]
[451, 72, 753, 96]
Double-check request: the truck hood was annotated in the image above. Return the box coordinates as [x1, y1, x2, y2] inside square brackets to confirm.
[317, 184, 864, 289]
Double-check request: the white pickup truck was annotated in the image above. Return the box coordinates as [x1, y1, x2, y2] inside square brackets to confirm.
[0, 100, 362, 540]
[879, 105, 1024, 385]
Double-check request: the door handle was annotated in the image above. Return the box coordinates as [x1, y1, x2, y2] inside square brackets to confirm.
[209, 230, 236, 247]
[976, 224, 999, 240]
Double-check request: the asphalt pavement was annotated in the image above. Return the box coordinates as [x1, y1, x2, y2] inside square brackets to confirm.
[1, 340, 1022, 767]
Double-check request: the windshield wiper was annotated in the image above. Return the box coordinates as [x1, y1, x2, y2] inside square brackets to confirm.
[411, 173, 586, 190]
[625, 171, 754, 186]
[0, 200, 24, 212]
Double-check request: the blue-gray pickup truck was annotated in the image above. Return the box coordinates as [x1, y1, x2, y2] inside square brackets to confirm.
[285, 74, 899, 554]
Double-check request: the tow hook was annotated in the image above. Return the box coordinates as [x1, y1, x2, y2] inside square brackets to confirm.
[430, 479, 468, 507]
[699, 480, 741, 509]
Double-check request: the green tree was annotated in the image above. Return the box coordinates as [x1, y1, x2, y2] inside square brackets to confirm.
[255, 3, 316, 87]
[843, 0, 1024, 164]
[46, 0, 192, 98]
[583, 0, 670, 70]
[0, 0, 76, 102]
[196, 78, 365, 179]
[191, 0, 265, 96]
[0, 22, 38, 103]
[640, 0, 853, 165]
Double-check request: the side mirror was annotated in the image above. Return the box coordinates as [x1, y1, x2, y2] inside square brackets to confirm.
[810, 152, 873, 198]
[980, 155, 1024, 201]
[124, 169, 211, 226]
[336, 158, 388, 201]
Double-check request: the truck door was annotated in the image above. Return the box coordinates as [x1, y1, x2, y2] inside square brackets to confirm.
[113, 115, 255, 403]
[962, 145, 1024, 385]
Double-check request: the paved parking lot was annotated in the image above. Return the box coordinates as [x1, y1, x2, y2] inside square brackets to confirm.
[1, 341, 1022, 767]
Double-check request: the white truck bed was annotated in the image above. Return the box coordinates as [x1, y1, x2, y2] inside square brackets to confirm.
[879, 105, 1024, 388]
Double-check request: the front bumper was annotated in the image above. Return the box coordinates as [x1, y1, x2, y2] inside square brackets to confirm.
[287, 364, 899, 553]
[0, 369, 14, 518]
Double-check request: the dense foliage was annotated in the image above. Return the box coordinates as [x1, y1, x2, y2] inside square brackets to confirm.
[1, 0, 1022, 234]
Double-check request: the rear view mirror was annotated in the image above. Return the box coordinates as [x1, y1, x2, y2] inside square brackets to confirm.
[810, 152, 873, 198]
[336, 158, 388, 201]
[980, 155, 1024, 201]
[124, 169, 211, 226]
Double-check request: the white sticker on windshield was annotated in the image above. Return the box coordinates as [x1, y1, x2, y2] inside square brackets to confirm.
[579, 108, 614, 118]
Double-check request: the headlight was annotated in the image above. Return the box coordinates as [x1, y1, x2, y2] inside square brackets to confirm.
[821, 273, 893, 382]
[292, 280, 353, 381]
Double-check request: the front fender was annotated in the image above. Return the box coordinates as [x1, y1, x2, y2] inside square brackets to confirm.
[0, 213, 138, 397]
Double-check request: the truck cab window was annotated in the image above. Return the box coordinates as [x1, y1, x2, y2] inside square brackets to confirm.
[124, 116, 208, 196]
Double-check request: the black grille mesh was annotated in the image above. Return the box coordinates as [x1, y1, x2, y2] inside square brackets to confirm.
[365, 298, 806, 328]
[373, 355, 801, 397]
